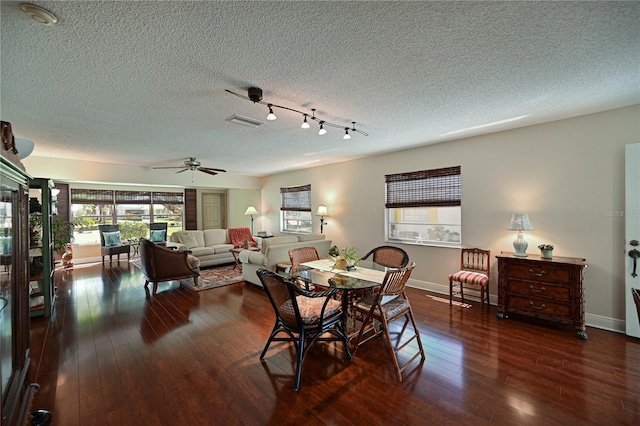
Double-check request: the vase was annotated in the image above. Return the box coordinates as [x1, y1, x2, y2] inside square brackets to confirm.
[540, 249, 553, 259]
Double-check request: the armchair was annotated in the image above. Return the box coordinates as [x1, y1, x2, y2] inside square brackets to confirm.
[99, 224, 130, 266]
[139, 238, 200, 295]
[149, 222, 168, 246]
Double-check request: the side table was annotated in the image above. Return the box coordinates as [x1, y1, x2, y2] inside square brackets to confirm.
[230, 247, 259, 270]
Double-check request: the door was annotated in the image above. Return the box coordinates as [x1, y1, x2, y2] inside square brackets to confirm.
[625, 143, 640, 338]
[202, 192, 225, 229]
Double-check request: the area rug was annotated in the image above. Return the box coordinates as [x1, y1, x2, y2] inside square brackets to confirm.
[179, 265, 244, 292]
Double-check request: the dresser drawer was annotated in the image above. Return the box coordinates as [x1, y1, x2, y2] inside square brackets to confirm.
[506, 294, 571, 317]
[506, 279, 571, 301]
[507, 263, 570, 283]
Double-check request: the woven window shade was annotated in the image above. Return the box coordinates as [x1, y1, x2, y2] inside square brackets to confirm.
[152, 191, 184, 204]
[385, 166, 461, 208]
[115, 190, 151, 204]
[280, 184, 311, 212]
[70, 189, 114, 204]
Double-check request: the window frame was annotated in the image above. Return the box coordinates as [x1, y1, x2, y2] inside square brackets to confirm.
[70, 189, 184, 245]
[280, 184, 312, 234]
[385, 166, 462, 247]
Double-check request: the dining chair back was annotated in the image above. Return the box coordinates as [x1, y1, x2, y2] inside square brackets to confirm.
[448, 248, 491, 308]
[352, 263, 425, 381]
[361, 245, 409, 268]
[257, 268, 352, 391]
[288, 246, 320, 274]
[633, 288, 640, 324]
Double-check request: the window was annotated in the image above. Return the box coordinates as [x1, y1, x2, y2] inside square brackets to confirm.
[385, 166, 461, 246]
[280, 184, 312, 233]
[70, 189, 184, 245]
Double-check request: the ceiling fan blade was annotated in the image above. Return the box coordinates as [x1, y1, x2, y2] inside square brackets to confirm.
[199, 167, 226, 173]
[175, 168, 189, 174]
[153, 166, 185, 169]
[198, 168, 218, 176]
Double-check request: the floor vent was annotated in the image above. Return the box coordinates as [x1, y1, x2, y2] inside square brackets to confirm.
[226, 115, 266, 128]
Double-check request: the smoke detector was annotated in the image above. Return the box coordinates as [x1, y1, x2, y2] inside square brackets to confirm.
[20, 3, 58, 26]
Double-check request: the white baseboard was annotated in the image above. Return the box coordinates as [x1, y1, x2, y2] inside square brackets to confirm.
[407, 278, 625, 334]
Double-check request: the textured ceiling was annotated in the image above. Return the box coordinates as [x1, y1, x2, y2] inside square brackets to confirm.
[1, 1, 639, 177]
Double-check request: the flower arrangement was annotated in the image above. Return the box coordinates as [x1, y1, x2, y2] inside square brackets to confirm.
[538, 244, 554, 250]
[330, 246, 360, 270]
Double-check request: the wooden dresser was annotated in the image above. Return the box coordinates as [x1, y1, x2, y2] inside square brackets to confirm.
[496, 252, 587, 339]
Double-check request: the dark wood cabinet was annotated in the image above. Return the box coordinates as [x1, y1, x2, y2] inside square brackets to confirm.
[1, 121, 34, 425]
[496, 252, 588, 339]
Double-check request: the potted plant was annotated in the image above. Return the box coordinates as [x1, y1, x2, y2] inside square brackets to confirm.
[52, 216, 74, 255]
[538, 244, 554, 259]
[333, 246, 360, 271]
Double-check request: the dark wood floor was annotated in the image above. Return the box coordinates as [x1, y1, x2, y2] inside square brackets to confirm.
[28, 260, 639, 425]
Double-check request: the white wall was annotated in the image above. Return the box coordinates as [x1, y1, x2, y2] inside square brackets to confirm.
[260, 105, 640, 332]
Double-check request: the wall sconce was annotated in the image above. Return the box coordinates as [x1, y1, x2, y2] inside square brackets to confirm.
[315, 205, 329, 234]
[507, 213, 534, 257]
[244, 206, 259, 235]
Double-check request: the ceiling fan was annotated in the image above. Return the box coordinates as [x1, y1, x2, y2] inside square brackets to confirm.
[153, 157, 226, 176]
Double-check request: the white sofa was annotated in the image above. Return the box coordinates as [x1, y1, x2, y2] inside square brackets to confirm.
[168, 229, 235, 268]
[238, 234, 332, 286]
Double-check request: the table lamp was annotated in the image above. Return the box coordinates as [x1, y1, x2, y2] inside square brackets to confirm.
[244, 206, 259, 235]
[507, 213, 534, 257]
[315, 205, 329, 233]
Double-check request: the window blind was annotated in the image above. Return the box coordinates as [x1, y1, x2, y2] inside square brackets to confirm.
[114, 190, 152, 204]
[280, 184, 311, 212]
[152, 191, 184, 204]
[385, 166, 461, 208]
[70, 189, 114, 204]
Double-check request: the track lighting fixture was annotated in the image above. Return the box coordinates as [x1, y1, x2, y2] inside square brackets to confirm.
[226, 87, 368, 138]
[266, 104, 277, 121]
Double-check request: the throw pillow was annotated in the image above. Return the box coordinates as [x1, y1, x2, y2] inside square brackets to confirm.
[103, 231, 122, 247]
[150, 229, 166, 243]
[178, 233, 200, 249]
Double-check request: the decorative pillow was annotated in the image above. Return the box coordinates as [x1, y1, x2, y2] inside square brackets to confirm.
[103, 231, 122, 247]
[178, 233, 200, 249]
[150, 229, 166, 243]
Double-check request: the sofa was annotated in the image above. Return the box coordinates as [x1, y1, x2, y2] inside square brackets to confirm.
[238, 234, 332, 286]
[168, 229, 236, 268]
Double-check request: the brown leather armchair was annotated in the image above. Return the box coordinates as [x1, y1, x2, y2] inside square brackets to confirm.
[139, 238, 200, 294]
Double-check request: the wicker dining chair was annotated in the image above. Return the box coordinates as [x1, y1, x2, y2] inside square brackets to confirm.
[288, 246, 321, 274]
[352, 263, 425, 381]
[257, 268, 352, 391]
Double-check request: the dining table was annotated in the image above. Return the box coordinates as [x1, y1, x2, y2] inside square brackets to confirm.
[291, 258, 392, 339]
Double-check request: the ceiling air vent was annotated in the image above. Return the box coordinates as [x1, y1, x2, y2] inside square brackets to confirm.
[226, 115, 266, 128]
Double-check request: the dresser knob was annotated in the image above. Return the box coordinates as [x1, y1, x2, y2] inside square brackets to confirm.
[529, 268, 546, 277]
[529, 285, 546, 293]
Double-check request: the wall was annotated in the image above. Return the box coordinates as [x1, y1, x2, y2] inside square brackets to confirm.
[260, 105, 640, 332]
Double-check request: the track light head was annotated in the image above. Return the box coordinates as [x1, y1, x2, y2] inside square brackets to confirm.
[343, 128, 351, 140]
[266, 104, 277, 120]
[318, 122, 327, 135]
[301, 115, 310, 129]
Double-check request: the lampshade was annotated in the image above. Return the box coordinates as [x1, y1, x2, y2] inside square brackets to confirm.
[507, 213, 534, 231]
[315, 205, 329, 217]
[244, 206, 259, 216]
